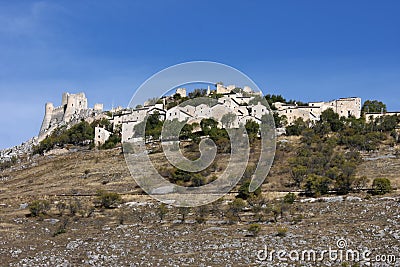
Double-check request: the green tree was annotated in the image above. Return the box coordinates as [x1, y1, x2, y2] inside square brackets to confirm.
[245, 120, 259, 135]
[264, 94, 287, 107]
[304, 174, 331, 197]
[273, 113, 287, 128]
[237, 180, 261, 200]
[371, 178, 392, 195]
[362, 100, 387, 114]
[290, 165, 308, 187]
[376, 115, 399, 132]
[286, 118, 308, 136]
[191, 173, 206, 187]
[245, 120, 259, 143]
[33, 121, 95, 154]
[173, 93, 181, 100]
[221, 113, 236, 128]
[180, 123, 194, 140]
[188, 88, 207, 98]
[319, 108, 344, 132]
[145, 112, 164, 140]
[200, 118, 218, 136]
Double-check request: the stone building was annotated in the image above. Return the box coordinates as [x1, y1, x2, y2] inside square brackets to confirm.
[39, 92, 104, 141]
[364, 112, 400, 123]
[216, 84, 236, 94]
[94, 127, 111, 146]
[276, 97, 362, 125]
[116, 104, 166, 142]
[175, 88, 187, 98]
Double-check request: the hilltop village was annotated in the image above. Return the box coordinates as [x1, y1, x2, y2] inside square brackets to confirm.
[35, 84, 364, 148]
[0, 83, 397, 161]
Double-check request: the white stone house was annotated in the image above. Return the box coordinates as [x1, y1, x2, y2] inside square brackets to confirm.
[95, 127, 111, 146]
[166, 106, 194, 122]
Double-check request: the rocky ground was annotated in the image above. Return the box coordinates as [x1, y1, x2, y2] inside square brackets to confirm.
[0, 196, 399, 266]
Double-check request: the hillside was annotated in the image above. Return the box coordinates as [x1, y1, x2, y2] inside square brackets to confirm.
[0, 142, 400, 266]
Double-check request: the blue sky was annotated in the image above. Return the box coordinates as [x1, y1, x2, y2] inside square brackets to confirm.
[0, 0, 399, 149]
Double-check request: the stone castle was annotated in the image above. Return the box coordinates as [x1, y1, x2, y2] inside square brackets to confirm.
[39, 92, 104, 141]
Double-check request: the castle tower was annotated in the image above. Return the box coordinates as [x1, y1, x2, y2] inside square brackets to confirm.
[62, 92, 69, 107]
[176, 88, 187, 98]
[39, 102, 54, 135]
[94, 103, 103, 111]
[63, 92, 88, 122]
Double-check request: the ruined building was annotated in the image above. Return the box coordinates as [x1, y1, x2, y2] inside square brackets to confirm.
[39, 92, 104, 141]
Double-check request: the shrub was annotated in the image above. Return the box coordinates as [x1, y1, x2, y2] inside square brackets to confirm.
[226, 198, 246, 223]
[29, 200, 50, 217]
[157, 203, 169, 222]
[370, 178, 392, 195]
[304, 175, 331, 197]
[178, 207, 191, 223]
[53, 218, 68, 237]
[97, 190, 122, 208]
[237, 180, 261, 200]
[276, 226, 288, 237]
[195, 205, 209, 224]
[68, 198, 81, 216]
[100, 133, 121, 149]
[248, 223, 261, 237]
[33, 121, 95, 154]
[191, 174, 206, 187]
[283, 192, 297, 204]
[56, 201, 67, 216]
